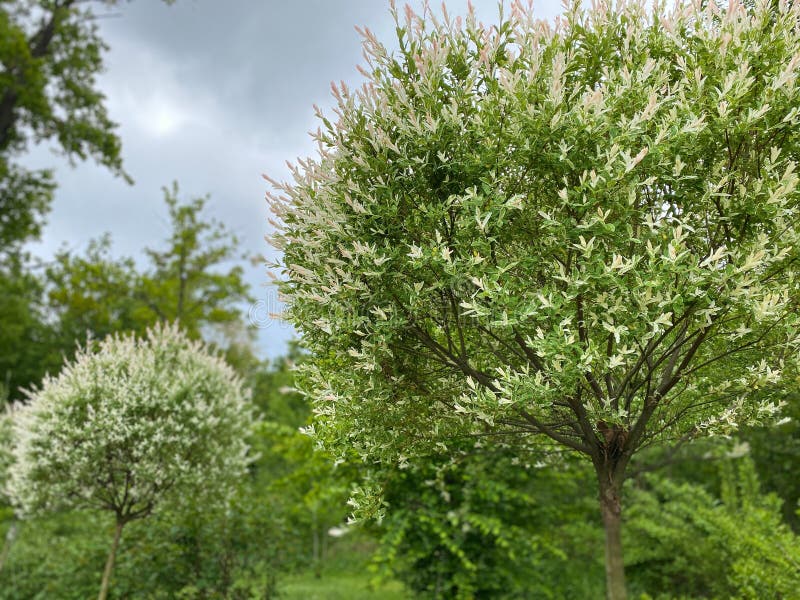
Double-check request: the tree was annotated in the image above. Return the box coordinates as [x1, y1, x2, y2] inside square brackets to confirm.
[250, 342, 311, 428]
[5, 323, 251, 600]
[45, 234, 144, 345]
[0, 185, 255, 402]
[44, 184, 254, 347]
[268, 1, 800, 597]
[140, 182, 253, 340]
[0, 0, 133, 252]
[744, 393, 800, 530]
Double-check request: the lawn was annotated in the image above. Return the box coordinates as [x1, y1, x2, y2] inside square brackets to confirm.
[279, 571, 408, 599]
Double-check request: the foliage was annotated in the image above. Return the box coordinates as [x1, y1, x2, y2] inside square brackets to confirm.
[44, 235, 144, 345]
[6, 323, 251, 519]
[140, 182, 254, 339]
[0, 354, 362, 598]
[5, 323, 253, 598]
[625, 457, 800, 599]
[0, 408, 11, 499]
[744, 393, 800, 530]
[0, 255, 56, 404]
[271, 0, 800, 475]
[0, 0, 131, 250]
[0, 162, 54, 252]
[371, 449, 603, 599]
[110, 477, 285, 599]
[0, 505, 277, 600]
[0, 185, 255, 403]
[249, 342, 310, 428]
[269, 1, 800, 594]
[0, 430, 288, 599]
[254, 419, 355, 573]
[0, 511, 111, 599]
[46, 183, 254, 347]
[4, 0, 800, 596]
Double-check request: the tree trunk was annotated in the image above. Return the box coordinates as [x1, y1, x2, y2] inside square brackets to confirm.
[98, 519, 124, 600]
[0, 521, 18, 574]
[312, 509, 321, 578]
[598, 472, 626, 600]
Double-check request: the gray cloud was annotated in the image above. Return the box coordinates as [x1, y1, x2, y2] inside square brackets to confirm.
[28, 0, 565, 358]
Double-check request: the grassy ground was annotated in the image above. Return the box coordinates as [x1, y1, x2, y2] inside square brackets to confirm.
[279, 572, 407, 599]
[277, 532, 408, 599]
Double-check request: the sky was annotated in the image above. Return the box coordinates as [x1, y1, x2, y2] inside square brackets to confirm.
[25, 0, 567, 359]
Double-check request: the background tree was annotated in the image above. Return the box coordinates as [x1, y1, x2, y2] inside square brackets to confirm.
[744, 394, 800, 530]
[0, 180, 296, 598]
[269, 1, 800, 597]
[47, 183, 253, 345]
[0, 0, 137, 252]
[44, 235, 143, 345]
[6, 324, 251, 600]
[249, 342, 310, 428]
[0, 185, 255, 404]
[0, 357, 313, 599]
[140, 182, 253, 339]
[0, 255, 56, 404]
[0, 0, 177, 406]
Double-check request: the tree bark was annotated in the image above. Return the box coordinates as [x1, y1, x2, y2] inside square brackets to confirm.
[98, 519, 124, 600]
[598, 472, 626, 600]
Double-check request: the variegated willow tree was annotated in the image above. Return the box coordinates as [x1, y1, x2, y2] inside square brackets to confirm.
[6, 324, 251, 600]
[267, 1, 800, 597]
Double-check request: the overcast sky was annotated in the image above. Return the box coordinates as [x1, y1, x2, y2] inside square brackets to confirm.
[25, 0, 566, 359]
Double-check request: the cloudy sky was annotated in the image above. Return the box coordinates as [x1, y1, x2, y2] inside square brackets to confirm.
[26, 0, 566, 359]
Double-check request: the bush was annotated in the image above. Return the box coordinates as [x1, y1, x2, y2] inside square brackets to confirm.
[626, 458, 800, 599]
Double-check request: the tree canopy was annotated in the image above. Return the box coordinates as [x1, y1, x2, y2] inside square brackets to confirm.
[269, 1, 800, 596]
[7, 323, 251, 518]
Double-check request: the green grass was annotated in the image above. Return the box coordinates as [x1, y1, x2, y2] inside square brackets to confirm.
[279, 572, 408, 599]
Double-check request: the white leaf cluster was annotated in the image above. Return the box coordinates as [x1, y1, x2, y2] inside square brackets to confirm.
[5, 323, 252, 519]
[268, 0, 800, 463]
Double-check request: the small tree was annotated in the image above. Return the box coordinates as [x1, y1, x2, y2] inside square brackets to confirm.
[5, 324, 251, 600]
[268, 1, 800, 597]
[141, 182, 254, 337]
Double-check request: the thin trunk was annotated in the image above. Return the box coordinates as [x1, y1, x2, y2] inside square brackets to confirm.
[98, 519, 124, 600]
[312, 507, 321, 578]
[0, 521, 18, 574]
[598, 472, 626, 600]
[176, 242, 187, 319]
